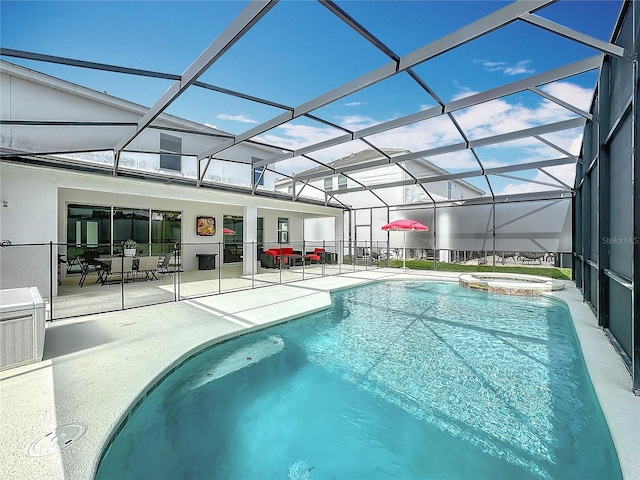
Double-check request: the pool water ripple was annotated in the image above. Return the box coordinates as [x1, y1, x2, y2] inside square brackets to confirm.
[96, 281, 621, 480]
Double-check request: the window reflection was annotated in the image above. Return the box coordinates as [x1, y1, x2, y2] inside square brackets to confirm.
[223, 215, 243, 263]
[113, 208, 150, 254]
[67, 204, 111, 261]
[152, 211, 182, 254]
[67, 205, 181, 259]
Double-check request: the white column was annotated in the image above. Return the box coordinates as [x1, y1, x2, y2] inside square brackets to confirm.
[243, 205, 258, 276]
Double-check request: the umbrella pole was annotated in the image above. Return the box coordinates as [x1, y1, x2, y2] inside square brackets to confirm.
[403, 231, 406, 270]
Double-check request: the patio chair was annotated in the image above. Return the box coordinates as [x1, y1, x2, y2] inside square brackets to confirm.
[518, 252, 544, 264]
[66, 255, 81, 274]
[157, 252, 172, 277]
[136, 256, 159, 281]
[78, 256, 98, 287]
[102, 256, 134, 285]
[499, 251, 517, 264]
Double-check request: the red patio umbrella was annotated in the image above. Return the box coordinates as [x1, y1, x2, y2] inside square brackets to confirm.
[223, 227, 235, 235]
[382, 219, 429, 270]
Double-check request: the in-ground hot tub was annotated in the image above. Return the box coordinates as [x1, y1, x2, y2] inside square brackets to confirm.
[458, 272, 564, 296]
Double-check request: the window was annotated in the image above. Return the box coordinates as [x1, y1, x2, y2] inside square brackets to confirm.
[287, 185, 293, 194]
[67, 204, 112, 259]
[447, 181, 452, 200]
[338, 175, 347, 190]
[257, 217, 264, 244]
[223, 215, 243, 263]
[113, 208, 150, 253]
[278, 217, 289, 244]
[151, 210, 182, 254]
[160, 133, 182, 171]
[257, 217, 264, 254]
[253, 165, 264, 186]
[67, 205, 182, 258]
[324, 177, 333, 191]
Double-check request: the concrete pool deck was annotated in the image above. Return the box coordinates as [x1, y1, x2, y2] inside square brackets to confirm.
[1, 269, 638, 479]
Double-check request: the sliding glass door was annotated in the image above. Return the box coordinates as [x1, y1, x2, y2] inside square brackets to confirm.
[67, 204, 181, 259]
[223, 215, 243, 263]
[67, 204, 112, 261]
[151, 210, 182, 254]
[113, 208, 150, 254]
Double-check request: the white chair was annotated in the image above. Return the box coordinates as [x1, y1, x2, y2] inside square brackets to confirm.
[103, 256, 134, 285]
[157, 252, 173, 277]
[136, 256, 159, 281]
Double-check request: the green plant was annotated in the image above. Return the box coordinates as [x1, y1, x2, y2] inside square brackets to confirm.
[124, 239, 137, 248]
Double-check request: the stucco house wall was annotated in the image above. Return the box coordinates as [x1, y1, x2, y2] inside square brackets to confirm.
[0, 162, 341, 297]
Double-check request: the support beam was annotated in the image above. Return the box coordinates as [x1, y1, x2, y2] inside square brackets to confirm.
[330, 157, 575, 194]
[399, 0, 553, 70]
[632, 26, 640, 395]
[114, 0, 277, 155]
[519, 12, 628, 59]
[0, 48, 296, 113]
[533, 134, 578, 160]
[470, 117, 585, 148]
[494, 172, 571, 190]
[0, 48, 180, 80]
[598, 59, 611, 331]
[538, 167, 572, 190]
[201, 0, 555, 163]
[254, 57, 598, 169]
[529, 86, 593, 120]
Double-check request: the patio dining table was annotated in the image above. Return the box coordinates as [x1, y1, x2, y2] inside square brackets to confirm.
[97, 255, 140, 268]
[97, 256, 140, 283]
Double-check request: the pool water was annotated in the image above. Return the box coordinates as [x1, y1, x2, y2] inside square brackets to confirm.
[96, 281, 621, 480]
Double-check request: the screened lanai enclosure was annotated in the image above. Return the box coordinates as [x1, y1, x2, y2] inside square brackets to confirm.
[0, 0, 637, 392]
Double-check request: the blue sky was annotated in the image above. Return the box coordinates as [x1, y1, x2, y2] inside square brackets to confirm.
[0, 0, 624, 197]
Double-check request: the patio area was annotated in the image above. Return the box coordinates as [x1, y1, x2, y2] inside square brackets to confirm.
[52, 261, 375, 320]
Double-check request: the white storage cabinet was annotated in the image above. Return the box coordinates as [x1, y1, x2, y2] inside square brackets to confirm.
[0, 287, 46, 370]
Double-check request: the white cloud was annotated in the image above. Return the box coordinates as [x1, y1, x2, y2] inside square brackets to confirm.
[503, 61, 535, 75]
[480, 61, 504, 68]
[256, 123, 367, 172]
[540, 81, 593, 112]
[366, 115, 463, 153]
[475, 59, 535, 76]
[273, 155, 320, 175]
[497, 163, 576, 195]
[335, 114, 378, 131]
[258, 123, 343, 151]
[425, 151, 504, 171]
[453, 82, 592, 145]
[451, 86, 480, 101]
[252, 80, 590, 183]
[344, 101, 365, 107]
[216, 114, 257, 123]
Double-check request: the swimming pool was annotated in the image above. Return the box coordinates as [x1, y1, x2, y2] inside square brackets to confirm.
[95, 281, 621, 479]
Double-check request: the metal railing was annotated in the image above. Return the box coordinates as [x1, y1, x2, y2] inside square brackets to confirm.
[0, 240, 568, 321]
[0, 241, 380, 320]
